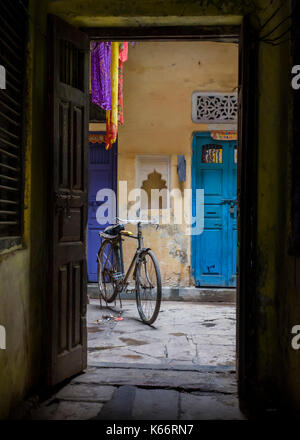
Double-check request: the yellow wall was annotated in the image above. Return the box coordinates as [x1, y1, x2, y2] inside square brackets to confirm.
[0, 1, 48, 419]
[119, 41, 238, 155]
[0, 38, 32, 420]
[117, 41, 238, 285]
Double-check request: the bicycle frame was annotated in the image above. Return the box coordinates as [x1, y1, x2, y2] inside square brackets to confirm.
[117, 222, 146, 290]
[99, 219, 161, 324]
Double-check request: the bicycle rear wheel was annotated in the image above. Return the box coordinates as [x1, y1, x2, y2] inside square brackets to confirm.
[136, 250, 162, 325]
[98, 239, 122, 303]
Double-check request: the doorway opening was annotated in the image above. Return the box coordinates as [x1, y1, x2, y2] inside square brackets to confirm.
[45, 15, 257, 419]
[86, 40, 238, 370]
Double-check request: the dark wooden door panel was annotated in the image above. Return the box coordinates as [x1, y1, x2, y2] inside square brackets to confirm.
[48, 15, 89, 386]
[237, 18, 258, 404]
[291, 1, 300, 254]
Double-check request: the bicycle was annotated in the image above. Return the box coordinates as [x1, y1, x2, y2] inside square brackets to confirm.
[97, 218, 162, 325]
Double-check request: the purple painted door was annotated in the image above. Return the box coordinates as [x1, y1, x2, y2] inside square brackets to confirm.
[87, 133, 117, 282]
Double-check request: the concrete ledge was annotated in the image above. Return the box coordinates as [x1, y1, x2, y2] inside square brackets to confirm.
[88, 284, 236, 303]
[162, 287, 236, 303]
[88, 361, 236, 374]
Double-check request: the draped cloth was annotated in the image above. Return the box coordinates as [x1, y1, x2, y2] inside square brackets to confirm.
[210, 130, 237, 141]
[119, 42, 129, 63]
[105, 42, 119, 150]
[118, 42, 128, 126]
[91, 42, 111, 110]
[177, 155, 186, 183]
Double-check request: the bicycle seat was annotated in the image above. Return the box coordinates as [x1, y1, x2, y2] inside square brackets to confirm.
[100, 223, 125, 238]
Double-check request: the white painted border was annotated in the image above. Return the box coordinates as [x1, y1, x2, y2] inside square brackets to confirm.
[135, 155, 171, 210]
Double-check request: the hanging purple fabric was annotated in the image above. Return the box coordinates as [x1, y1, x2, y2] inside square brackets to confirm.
[91, 42, 112, 110]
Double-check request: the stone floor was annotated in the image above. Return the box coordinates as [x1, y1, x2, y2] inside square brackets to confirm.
[88, 299, 236, 367]
[25, 300, 245, 420]
[27, 366, 244, 420]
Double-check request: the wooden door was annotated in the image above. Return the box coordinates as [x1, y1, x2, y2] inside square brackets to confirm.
[192, 133, 237, 287]
[47, 15, 89, 386]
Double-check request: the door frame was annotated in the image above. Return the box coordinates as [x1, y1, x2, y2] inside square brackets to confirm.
[46, 19, 258, 408]
[83, 23, 258, 407]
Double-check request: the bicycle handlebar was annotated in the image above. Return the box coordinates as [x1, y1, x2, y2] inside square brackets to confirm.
[115, 217, 157, 225]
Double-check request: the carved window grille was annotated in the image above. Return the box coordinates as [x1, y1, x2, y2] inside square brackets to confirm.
[192, 92, 238, 124]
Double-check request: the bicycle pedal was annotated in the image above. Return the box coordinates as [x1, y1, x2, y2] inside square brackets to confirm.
[112, 272, 124, 281]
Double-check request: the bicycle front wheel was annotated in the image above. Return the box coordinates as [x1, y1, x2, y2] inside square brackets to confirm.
[136, 250, 162, 325]
[98, 239, 121, 303]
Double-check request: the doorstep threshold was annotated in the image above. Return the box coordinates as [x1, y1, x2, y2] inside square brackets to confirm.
[88, 361, 236, 374]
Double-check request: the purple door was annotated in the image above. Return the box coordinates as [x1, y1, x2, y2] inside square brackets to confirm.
[87, 133, 117, 282]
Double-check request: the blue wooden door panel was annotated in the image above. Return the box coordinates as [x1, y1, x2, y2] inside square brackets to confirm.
[87, 229, 101, 282]
[87, 134, 117, 282]
[198, 229, 226, 286]
[192, 133, 237, 287]
[198, 165, 226, 286]
[88, 168, 112, 227]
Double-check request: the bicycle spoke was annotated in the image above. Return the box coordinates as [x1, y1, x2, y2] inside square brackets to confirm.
[98, 240, 120, 303]
[103, 245, 113, 271]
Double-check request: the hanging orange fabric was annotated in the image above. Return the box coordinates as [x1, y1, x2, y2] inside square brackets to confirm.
[105, 42, 119, 150]
[118, 42, 128, 126]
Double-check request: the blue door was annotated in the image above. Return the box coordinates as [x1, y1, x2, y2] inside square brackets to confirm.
[192, 132, 237, 287]
[87, 133, 117, 282]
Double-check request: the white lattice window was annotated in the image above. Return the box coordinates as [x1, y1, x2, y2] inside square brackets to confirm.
[192, 92, 238, 124]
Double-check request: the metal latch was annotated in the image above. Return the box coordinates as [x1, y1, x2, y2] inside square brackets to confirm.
[55, 192, 72, 219]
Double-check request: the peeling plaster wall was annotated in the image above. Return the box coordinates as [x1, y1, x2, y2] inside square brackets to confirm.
[117, 41, 238, 286]
[47, 0, 245, 27]
[0, 0, 48, 419]
[254, 1, 299, 414]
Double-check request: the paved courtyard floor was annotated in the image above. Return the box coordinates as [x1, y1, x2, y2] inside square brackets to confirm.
[88, 299, 236, 367]
[27, 367, 244, 420]
[25, 300, 244, 420]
